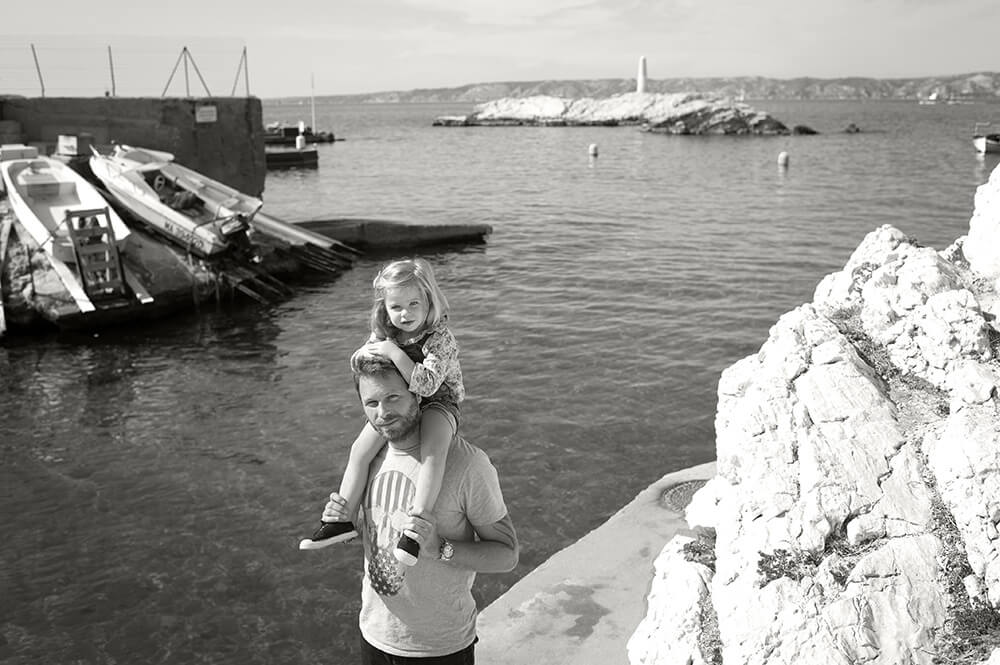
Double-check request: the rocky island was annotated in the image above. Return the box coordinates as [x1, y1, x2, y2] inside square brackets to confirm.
[433, 91, 792, 135]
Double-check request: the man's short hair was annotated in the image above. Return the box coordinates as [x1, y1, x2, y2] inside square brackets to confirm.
[352, 354, 405, 391]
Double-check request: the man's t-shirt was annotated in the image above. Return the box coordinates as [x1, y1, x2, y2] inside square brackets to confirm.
[358, 435, 508, 657]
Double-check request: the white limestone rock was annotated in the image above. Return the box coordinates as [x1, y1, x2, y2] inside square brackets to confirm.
[631, 163, 1000, 664]
[709, 303, 945, 664]
[858, 246, 967, 345]
[885, 289, 992, 388]
[813, 225, 913, 315]
[965, 164, 1000, 278]
[923, 401, 1000, 606]
[627, 536, 714, 665]
[456, 92, 790, 134]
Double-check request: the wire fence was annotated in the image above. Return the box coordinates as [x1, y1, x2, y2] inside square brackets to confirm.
[0, 38, 252, 98]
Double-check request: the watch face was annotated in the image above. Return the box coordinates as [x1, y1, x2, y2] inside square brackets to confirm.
[441, 540, 454, 560]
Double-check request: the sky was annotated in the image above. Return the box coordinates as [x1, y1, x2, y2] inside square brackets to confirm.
[1, 0, 997, 99]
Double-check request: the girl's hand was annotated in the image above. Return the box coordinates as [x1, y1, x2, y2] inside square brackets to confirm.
[323, 492, 351, 522]
[363, 340, 400, 360]
[400, 510, 441, 561]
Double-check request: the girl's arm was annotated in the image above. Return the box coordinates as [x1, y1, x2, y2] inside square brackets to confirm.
[405, 328, 460, 397]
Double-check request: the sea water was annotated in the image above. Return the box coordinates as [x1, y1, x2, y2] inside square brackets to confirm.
[2, 99, 998, 663]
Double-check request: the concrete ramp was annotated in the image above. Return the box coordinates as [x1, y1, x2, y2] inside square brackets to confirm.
[476, 462, 715, 665]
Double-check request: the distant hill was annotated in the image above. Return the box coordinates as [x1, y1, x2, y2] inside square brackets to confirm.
[267, 73, 1000, 105]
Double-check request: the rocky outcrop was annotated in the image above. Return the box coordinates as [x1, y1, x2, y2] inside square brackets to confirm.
[628, 165, 1000, 664]
[433, 92, 791, 135]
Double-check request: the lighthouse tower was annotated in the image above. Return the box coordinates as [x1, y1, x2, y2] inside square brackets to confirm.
[637, 56, 647, 94]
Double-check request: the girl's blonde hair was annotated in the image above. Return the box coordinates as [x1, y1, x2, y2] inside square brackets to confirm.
[370, 258, 449, 339]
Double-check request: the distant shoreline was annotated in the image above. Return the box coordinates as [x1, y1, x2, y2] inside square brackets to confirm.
[263, 72, 1000, 105]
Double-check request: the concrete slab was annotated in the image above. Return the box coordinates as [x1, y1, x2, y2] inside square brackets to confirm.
[298, 217, 492, 250]
[476, 461, 716, 665]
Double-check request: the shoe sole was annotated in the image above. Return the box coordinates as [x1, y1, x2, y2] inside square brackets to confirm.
[394, 548, 419, 566]
[298, 531, 359, 550]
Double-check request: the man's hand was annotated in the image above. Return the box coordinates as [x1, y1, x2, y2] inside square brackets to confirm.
[400, 511, 441, 561]
[322, 492, 351, 523]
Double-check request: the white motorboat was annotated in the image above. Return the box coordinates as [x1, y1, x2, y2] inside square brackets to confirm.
[974, 123, 1000, 155]
[89, 145, 262, 258]
[0, 146, 151, 313]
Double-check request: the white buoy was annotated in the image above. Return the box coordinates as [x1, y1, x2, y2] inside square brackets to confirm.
[588, 143, 599, 157]
[777, 151, 789, 167]
[295, 134, 306, 150]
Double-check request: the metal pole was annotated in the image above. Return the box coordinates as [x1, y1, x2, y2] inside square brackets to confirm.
[162, 47, 186, 97]
[183, 47, 190, 97]
[30, 44, 45, 97]
[243, 46, 250, 96]
[311, 72, 316, 132]
[107, 45, 117, 96]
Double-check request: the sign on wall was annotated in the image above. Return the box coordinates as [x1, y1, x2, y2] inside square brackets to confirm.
[195, 105, 218, 123]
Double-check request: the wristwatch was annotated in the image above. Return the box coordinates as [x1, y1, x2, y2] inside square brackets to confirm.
[438, 537, 455, 562]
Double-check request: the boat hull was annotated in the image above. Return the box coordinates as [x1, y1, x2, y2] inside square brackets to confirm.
[974, 134, 1000, 154]
[265, 148, 319, 169]
[0, 156, 137, 313]
[89, 146, 261, 258]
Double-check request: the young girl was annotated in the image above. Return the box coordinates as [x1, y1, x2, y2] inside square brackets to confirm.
[299, 258, 464, 566]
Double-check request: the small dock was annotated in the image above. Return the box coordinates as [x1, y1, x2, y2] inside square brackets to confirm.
[0, 203, 491, 338]
[297, 217, 492, 251]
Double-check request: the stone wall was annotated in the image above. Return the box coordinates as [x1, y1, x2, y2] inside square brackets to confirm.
[0, 97, 265, 196]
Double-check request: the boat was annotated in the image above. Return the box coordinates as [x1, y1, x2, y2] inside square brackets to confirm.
[265, 146, 319, 169]
[918, 91, 941, 105]
[974, 123, 1000, 155]
[263, 123, 335, 146]
[89, 144, 262, 258]
[0, 145, 152, 314]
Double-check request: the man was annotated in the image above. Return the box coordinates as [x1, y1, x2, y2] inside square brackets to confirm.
[322, 355, 519, 664]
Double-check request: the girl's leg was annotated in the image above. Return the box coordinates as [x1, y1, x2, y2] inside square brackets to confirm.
[338, 421, 386, 521]
[395, 408, 455, 565]
[299, 422, 384, 550]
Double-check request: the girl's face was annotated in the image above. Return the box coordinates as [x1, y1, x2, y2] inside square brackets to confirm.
[383, 284, 428, 335]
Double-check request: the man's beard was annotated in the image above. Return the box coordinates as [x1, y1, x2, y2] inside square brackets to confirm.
[373, 404, 421, 441]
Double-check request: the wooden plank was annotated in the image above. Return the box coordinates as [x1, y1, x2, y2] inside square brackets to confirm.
[122, 266, 154, 304]
[0, 215, 11, 337]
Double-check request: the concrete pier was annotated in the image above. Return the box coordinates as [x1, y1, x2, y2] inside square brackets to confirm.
[0, 96, 265, 196]
[476, 461, 715, 665]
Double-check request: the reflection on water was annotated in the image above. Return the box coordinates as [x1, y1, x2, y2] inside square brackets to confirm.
[3, 99, 998, 663]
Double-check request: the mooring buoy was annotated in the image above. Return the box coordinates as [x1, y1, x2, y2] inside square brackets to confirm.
[588, 143, 599, 157]
[777, 151, 789, 167]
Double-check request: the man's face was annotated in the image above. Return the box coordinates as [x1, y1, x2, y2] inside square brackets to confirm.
[359, 370, 421, 442]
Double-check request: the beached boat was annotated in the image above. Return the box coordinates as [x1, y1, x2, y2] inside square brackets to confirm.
[0, 146, 152, 314]
[974, 123, 1000, 155]
[90, 145, 262, 258]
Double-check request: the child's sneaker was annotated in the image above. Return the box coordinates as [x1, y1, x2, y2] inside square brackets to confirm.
[299, 521, 358, 550]
[394, 534, 420, 566]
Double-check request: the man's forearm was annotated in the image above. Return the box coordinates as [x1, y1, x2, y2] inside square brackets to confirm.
[442, 514, 519, 573]
[445, 539, 519, 573]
